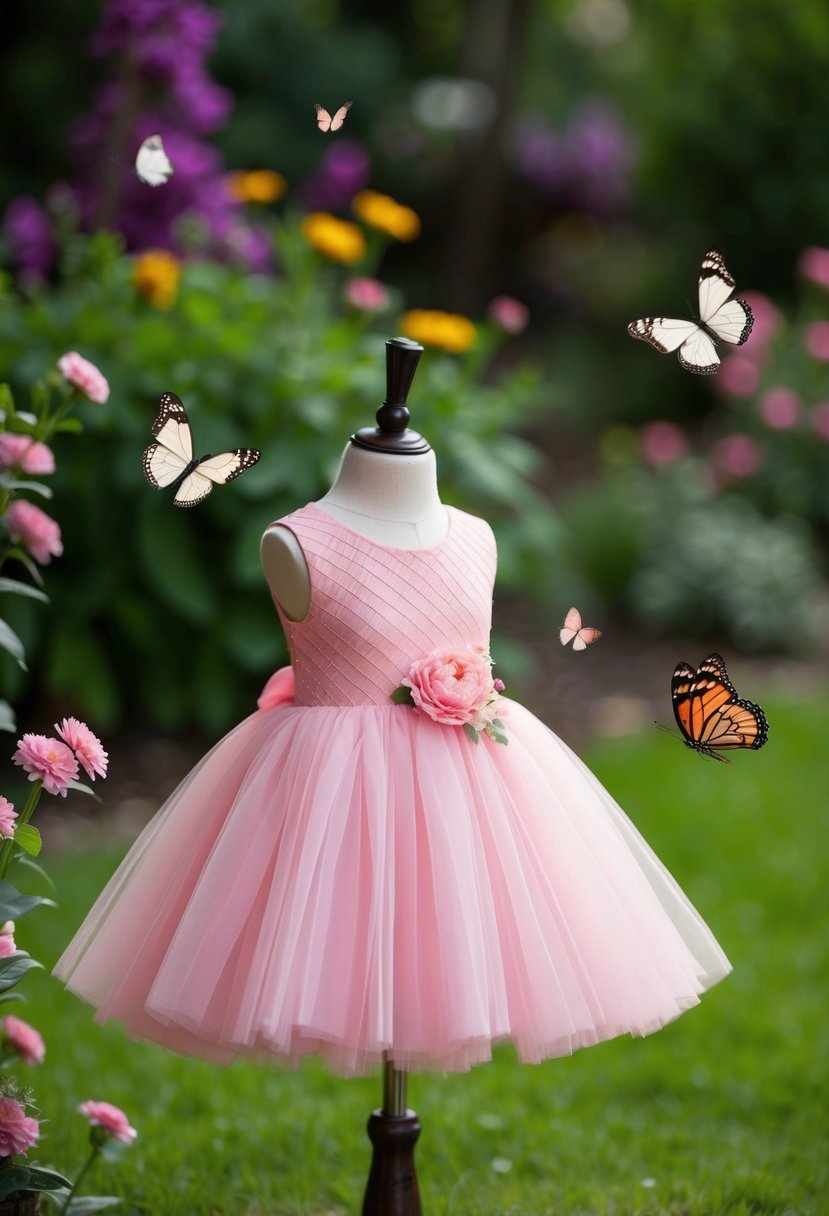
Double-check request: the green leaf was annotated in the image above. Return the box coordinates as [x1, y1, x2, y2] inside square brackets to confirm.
[3, 478, 53, 499]
[11, 856, 57, 893]
[55, 417, 84, 434]
[0, 617, 27, 669]
[0, 951, 42, 993]
[0, 577, 49, 603]
[65, 1198, 123, 1214]
[4, 548, 44, 586]
[15, 1165, 72, 1194]
[0, 699, 15, 733]
[0, 880, 56, 919]
[463, 723, 480, 744]
[13, 823, 41, 857]
[0, 990, 27, 1003]
[390, 685, 413, 705]
[65, 779, 102, 802]
[0, 1167, 32, 1202]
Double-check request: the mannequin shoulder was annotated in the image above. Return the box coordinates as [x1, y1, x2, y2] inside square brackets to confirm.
[451, 506, 497, 553]
[260, 523, 311, 622]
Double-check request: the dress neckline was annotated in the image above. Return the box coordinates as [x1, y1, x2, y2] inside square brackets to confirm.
[304, 500, 456, 555]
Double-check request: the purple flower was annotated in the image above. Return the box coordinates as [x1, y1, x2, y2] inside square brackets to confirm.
[298, 141, 371, 211]
[3, 196, 56, 278]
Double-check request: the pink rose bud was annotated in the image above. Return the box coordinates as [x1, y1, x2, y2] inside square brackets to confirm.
[56, 351, 110, 403]
[0, 797, 16, 839]
[493, 678, 505, 692]
[0, 1097, 40, 1157]
[0, 434, 55, 475]
[78, 1101, 137, 1145]
[13, 733, 79, 797]
[344, 277, 390, 312]
[5, 499, 63, 565]
[2, 1016, 45, 1065]
[487, 295, 529, 334]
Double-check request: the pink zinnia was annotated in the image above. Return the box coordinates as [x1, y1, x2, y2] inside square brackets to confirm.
[716, 354, 760, 399]
[758, 388, 801, 430]
[78, 1101, 137, 1145]
[13, 733, 79, 797]
[56, 352, 109, 404]
[2, 1016, 45, 1065]
[55, 717, 108, 781]
[487, 295, 529, 334]
[344, 277, 390, 312]
[640, 420, 689, 466]
[797, 246, 829, 291]
[712, 433, 762, 479]
[0, 434, 55, 475]
[5, 499, 63, 565]
[0, 797, 16, 840]
[0, 1097, 40, 1157]
[811, 401, 829, 441]
[804, 321, 829, 362]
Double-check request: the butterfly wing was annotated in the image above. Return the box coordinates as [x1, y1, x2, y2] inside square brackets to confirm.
[627, 317, 702, 355]
[559, 606, 582, 647]
[672, 653, 768, 760]
[573, 627, 602, 651]
[677, 327, 721, 375]
[707, 298, 754, 346]
[171, 449, 261, 508]
[142, 392, 193, 488]
[135, 134, 173, 187]
[329, 101, 352, 131]
[314, 104, 332, 132]
[697, 248, 753, 346]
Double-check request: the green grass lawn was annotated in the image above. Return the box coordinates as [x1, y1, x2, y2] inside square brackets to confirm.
[13, 696, 829, 1215]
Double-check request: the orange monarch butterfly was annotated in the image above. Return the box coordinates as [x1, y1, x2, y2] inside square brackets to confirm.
[671, 653, 768, 762]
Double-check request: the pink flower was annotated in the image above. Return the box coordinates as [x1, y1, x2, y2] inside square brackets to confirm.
[2, 1016, 45, 1065]
[78, 1101, 137, 1145]
[0, 935, 16, 960]
[55, 717, 108, 781]
[494, 678, 505, 692]
[739, 291, 780, 350]
[797, 246, 829, 291]
[13, 733, 79, 797]
[0, 797, 16, 839]
[56, 352, 109, 404]
[0, 434, 55, 475]
[716, 354, 761, 398]
[487, 295, 529, 334]
[5, 499, 63, 565]
[640, 420, 689, 466]
[804, 321, 829, 361]
[402, 646, 496, 727]
[0, 1097, 40, 1157]
[811, 401, 829, 441]
[712, 433, 762, 479]
[758, 387, 802, 430]
[344, 277, 390, 312]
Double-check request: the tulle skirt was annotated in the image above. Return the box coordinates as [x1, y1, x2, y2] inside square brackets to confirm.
[55, 692, 731, 1075]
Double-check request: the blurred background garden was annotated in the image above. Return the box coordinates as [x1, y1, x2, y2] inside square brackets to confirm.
[0, 0, 827, 1212]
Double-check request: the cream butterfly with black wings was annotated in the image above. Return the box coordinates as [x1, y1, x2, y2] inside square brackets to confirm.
[143, 393, 260, 507]
[628, 248, 754, 375]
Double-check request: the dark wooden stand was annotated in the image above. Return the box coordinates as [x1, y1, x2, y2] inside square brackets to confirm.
[361, 1062, 422, 1216]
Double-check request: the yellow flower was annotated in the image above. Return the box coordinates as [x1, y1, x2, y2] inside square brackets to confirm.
[352, 190, 421, 242]
[133, 249, 182, 310]
[226, 170, 287, 204]
[400, 309, 477, 354]
[301, 212, 366, 265]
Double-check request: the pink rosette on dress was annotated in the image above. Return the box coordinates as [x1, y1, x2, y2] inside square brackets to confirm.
[393, 645, 507, 744]
[257, 665, 296, 711]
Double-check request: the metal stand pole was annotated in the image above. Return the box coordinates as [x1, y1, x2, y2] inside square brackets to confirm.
[361, 1061, 422, 1215]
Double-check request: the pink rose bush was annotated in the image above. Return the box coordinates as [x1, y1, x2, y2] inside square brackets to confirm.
[5, 499, 63, 565]
[78, 1101, 137, 1145]
[393, 646, 507, 744]
[2, 1016, 45, 1066]
[0, 1096, 40, 1157]
[0, 434, 55, 475]
[56, 351, 110, 404]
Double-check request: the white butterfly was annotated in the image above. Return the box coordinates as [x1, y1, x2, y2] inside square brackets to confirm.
[559, 607, 602, 651]
[142, 392, 260, 508]
[135, 134, 174, 187]
[627, 248, 754, 375]
[314, 101, 352, 133]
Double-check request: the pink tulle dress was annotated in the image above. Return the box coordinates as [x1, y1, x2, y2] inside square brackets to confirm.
[55, 502, 731, 1075]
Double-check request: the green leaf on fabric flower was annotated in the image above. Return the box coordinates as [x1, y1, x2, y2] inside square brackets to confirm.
[0, 617, 27, 669]
[463, 723, 480, 743]
[13, 824, 41, 857]
[0, 880, 56, 919]
[0, 699, 15, 733]
[0, 951, 43, 993]
[390, 685, 414, 705]
[0, 577, 49, 603]
[64, 1197, 123, 1214]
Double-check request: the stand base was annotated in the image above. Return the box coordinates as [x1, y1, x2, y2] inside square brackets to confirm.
[361, 1108, 422, 1216]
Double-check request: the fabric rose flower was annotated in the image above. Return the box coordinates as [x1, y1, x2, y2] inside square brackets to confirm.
[393, 646, 507, 744]
[55, 717, 109, 781]
[2, 1015, 45, 1065]
[5, 499, 63, 565]
[0, 434, 55, 475]
[13, 733, 79, 797]
[78, 1101, 137, 1145]
[57, 351, 110, 404]
[0, 1096, 40, 1157]
[0, 797, 16, 839]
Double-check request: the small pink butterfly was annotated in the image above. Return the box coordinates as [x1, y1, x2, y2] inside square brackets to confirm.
[315, 101, 352, 133]
[559, 607, 602, 651]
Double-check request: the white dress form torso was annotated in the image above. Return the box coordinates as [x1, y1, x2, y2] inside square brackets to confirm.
[260, 442, 447, 622]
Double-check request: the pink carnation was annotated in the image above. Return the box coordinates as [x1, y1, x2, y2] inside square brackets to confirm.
[78, 1101, 137, 1145]
[57, 352, 109, 404]
[811, 401, 829, 441]
[804, 322, 829, 361]
[344, 277, 390, 312]
[0, 1096, 40, 1157]
[758, 388, 801, 430]
[5, 499, 63, 565]
[716, 354, 760, 399]
[797, 246, 829, 291]
[0, 434, 55, 475]
[640, 420, 689, 466]
[13, 733, 79, 797]
[2, 1016, 45, 1065]
[0, 797, 16, 840]
[712, 433, 762, 479]
[55, 717, 108, 781]
[0, 934, 15, 960]
[487, 295, 529, 334]
[403, 646, 497, 727]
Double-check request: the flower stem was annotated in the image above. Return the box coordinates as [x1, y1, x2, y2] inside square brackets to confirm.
[60, 1145, 100, 1215]
[0, 780, 42, 880]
